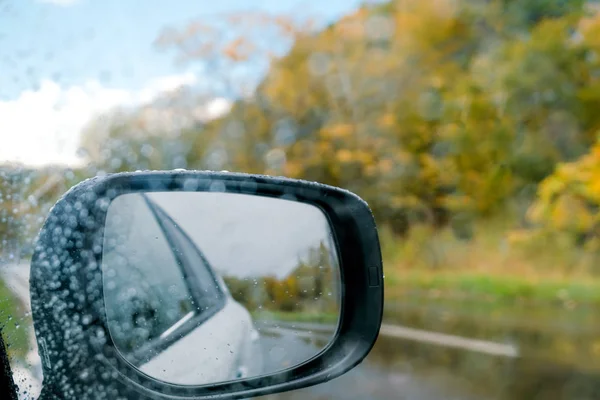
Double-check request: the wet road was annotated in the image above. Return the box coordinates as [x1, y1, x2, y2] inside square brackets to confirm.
[5, 262, 597, 400]
[255, 321, 483, 400]
[258, 327, 327, 375]
[260, 363, 479, 400]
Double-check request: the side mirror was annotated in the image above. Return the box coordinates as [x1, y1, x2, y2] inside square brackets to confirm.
[30, 171, 383, 400]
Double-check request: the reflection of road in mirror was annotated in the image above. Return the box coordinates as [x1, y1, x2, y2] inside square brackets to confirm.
[255, 320, 335, 374]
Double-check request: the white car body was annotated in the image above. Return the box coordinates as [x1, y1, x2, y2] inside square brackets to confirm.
[140, 296, 263, 385]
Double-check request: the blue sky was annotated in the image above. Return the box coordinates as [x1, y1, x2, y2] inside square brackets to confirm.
[1, 0, 363, 99]
[0, 0, 364, 166]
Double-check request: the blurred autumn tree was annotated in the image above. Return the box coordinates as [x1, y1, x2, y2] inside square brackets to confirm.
[0, 165, 73, 260]
[79, 0, 600, 251]
[79, 87, 231, 173]
[512, 7, 600, 252]
[0, 167, 27, 258]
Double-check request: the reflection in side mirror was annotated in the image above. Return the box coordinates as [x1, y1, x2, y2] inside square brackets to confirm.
[102, 191, 342, 386]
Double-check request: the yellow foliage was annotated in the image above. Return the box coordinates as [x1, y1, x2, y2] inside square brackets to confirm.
[356, 150, 375, 165]
[588, 179, 600, 200]
[283, 160, 304, 178]
[579, 8, 600, 48]
[335, 149, 353, 163]
[378, 113, 396, 129]
[316, 141, 332, 155]
[378, 159, 394, 174]
[396, 151, 412, 164]
[529, 140, 600, 243]
[440, 194, 473, 212]
[324, 124, 354, 139]
[506, 229, 539, 246]
[365, 164, 379, 177]
[391, 195, 421, 208]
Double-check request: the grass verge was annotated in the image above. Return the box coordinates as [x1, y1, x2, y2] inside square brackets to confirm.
[0, 279, 29, 361]
[386, 271, 600, 307]
[252, 310, 339, 325]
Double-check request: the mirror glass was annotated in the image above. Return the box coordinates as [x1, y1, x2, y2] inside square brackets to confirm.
[101, 191, 342, 386]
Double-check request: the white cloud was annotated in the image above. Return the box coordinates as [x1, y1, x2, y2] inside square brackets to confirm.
[37, 0, 81, 6]
[0, 73, 229, 167]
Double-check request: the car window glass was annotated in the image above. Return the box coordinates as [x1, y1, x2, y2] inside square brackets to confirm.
[148, 199, 223, 314]
[102, 193, 195, 358]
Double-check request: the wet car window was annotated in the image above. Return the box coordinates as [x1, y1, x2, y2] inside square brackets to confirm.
[103, 193, 197, 359]
[147, 195, 224, 311]
[3, 0, 600, 399]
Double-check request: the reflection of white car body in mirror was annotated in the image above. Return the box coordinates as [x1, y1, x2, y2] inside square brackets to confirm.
[140, 296, 263, 385]
[102, 193, 263, 386]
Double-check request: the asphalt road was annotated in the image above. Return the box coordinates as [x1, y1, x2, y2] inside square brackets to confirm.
[255, 322, 482, 400]
[258, 328, 326, 375]
[258, 363, 479, 400]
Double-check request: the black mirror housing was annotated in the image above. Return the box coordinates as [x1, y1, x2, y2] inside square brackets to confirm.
[30, 171, 384, 400]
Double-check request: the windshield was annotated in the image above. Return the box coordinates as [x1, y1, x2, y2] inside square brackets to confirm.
[1, 0, 600, 399]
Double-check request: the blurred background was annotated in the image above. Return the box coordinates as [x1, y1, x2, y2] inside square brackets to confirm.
[2, 0, 600, 398]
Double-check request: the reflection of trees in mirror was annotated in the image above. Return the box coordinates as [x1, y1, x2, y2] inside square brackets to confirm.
[223, 241, 339, 324]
